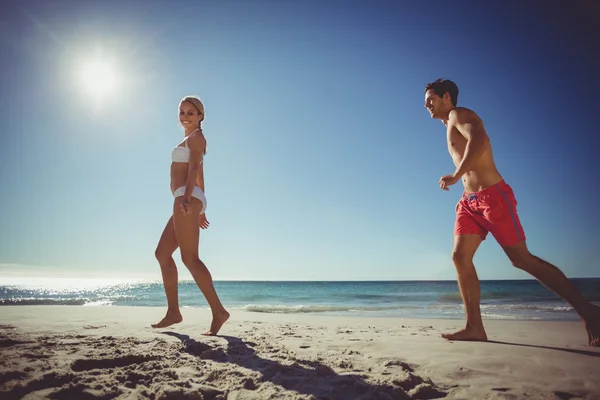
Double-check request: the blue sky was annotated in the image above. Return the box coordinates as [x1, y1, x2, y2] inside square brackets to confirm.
[0, 0, 598, 282]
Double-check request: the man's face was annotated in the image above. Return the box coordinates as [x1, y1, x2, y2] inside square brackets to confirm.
[424, 89, 445, 119]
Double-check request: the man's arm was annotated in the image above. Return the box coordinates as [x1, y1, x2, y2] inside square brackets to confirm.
[451, 109, 490, 178]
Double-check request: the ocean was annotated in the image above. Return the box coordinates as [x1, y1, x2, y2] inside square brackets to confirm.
[1, 279, 599, 321]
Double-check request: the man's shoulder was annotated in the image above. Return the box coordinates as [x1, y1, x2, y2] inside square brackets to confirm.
[451, 106, 477, 117]
[450, 107, 481, 124]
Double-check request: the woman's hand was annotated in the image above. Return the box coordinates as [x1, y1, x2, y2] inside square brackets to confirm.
[180, 198, 190, 215]
[199, 213, 210, 229]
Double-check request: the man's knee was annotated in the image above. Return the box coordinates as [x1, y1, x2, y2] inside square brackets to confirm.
[451, 249, 474, 269]
[506, 250, 534, 270]
[501, 240, 536, 270]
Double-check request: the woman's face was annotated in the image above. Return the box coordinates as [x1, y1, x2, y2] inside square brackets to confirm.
[179, 101, 202, 131]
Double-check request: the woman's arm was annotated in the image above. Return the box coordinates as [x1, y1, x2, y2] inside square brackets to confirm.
[182, 134, 205, 203]
[196, 163, 205, 193]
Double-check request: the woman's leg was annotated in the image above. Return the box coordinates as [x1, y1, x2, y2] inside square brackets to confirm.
[151, 216, 183, 328]
[172, 197, 229, 335]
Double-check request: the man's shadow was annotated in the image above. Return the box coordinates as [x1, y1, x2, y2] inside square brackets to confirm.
[160, 331, 447, 400]
[485, 340, 600, 358]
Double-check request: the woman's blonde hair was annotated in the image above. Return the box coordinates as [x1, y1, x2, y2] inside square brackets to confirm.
[180, 96, 207, 154]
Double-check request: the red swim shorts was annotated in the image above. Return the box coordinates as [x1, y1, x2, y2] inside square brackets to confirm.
[454, 180, 526, 247]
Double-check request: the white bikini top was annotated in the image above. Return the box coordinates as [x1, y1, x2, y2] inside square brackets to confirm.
[171, 129, 204, 164]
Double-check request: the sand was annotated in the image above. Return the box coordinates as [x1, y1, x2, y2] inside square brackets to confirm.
[1, 306, 599, 400]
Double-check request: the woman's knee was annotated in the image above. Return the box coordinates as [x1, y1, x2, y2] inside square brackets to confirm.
[180, 252, 200, 268]
[155, 247, 174, 265]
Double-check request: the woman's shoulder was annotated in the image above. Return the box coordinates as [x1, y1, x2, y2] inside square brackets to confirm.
[187, 129, 206, 149]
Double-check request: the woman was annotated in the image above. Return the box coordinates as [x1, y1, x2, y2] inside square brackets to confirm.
[152, 96, 229, 336]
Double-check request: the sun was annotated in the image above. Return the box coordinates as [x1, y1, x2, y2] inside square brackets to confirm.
[78, 57, 118, 98]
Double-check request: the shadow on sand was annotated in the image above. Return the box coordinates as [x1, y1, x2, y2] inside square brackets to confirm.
[160, 331, 447, 400]
[486, 340, 600, 358]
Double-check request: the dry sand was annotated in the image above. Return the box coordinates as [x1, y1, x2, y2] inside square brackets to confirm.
[1, 306, 599, 399]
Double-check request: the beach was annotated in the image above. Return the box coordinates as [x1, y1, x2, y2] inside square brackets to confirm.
[1, 306, 599, 400]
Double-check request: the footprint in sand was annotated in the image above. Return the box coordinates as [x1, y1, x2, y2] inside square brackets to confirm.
[0, 338, 28, 348]
[0, 370, 27, 386]
[553, 391, 586, 400]
[83, 325, 108, 330]
[1, 372, 75, 399]
[71, 355, 159, 371]
[384, 360, 414, 371]
[22, 353, 50, 360]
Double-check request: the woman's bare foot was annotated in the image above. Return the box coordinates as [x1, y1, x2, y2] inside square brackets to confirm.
[151, 311, 183, 329]
[202, 310, 230, 336]
[584, 304, 600, 347]
[442, 323, 488, 342]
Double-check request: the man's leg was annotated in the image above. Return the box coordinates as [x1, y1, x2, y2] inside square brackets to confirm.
[442, 234, 488, 341]
[488, 181, 600, 346]
[503, 241, 600, 346]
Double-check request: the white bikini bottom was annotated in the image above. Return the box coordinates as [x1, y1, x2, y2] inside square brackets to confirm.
[174, 186, 207, 215]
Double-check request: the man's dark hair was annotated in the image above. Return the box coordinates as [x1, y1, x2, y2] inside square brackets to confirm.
[425, 78, 459, 106]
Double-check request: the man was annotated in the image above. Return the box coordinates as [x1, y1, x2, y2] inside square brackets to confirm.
[424, 78, 599, 346]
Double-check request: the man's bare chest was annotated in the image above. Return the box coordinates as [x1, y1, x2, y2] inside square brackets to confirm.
[447, 127, 467, 156]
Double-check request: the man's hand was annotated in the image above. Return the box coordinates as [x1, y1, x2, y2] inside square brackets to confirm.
[199, 213, 210, 229]
[439, 173, 460, 191]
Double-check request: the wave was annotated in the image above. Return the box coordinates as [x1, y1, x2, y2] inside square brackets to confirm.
[0, 298, 90, 306]
[436, 292, 587, 303]
[240, 302, 579, 314]
[0, 299, 578, 313]
[480, 304, 573, 312]
[241, 304, 411, 314]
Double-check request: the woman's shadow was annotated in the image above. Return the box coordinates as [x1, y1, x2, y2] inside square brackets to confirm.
[160, 331, 447, 400]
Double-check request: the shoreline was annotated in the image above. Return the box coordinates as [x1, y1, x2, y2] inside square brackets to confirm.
[0, 302, 585, 323]
[2, 306, 599, 399]
[2, 279, 596, 324]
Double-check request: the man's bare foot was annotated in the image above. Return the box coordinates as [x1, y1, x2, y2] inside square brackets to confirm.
[442, 324, 488, 341]
[584, 304, 600, 347]
[151, 312, 183, 329]
[202, 310, 230, 336]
